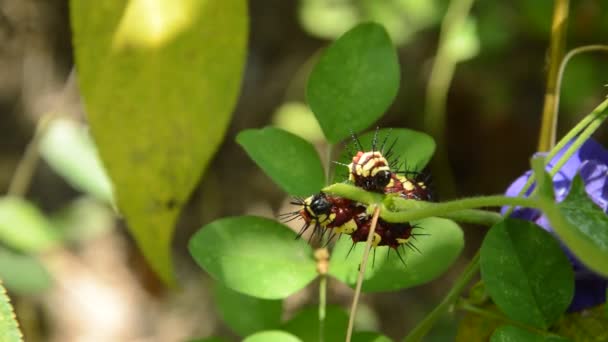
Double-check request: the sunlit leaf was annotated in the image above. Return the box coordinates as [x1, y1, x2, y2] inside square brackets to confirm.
[352, 331, 393, 342]
[0, 197, 59, 253]
[214, 283, 282, 336]
[272, 102, 325, 142]
[189, 216, 316, 299]
[480, 219, 574, 329]
[39, 118, 113, 203]
[444, 17, 480, 62]
[51, 197, 114, 243]
[283, 305, 349, 342]
[237, 127, 325, 196]
[70, 0, 248, 285]
[0, 247, 52, 295]
[243, 330, 302, 342]
[307, 23, 399, 143]
[0, 282, 23, 342]
[329, 217, 463, 291]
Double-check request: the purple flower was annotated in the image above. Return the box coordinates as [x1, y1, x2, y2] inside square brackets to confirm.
[503, 138, 608, 312]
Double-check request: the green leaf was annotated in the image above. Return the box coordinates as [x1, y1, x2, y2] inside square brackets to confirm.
[283, 305, 349, 342]
[51, 197, 114, 243]
[555, 176, 608, 276]
[532, 159, 608, 277]
[444, 17, 480, 62]
[480, 219, 574, 329]
[322, 183, 383, 205]
[0, 197, 59, 253]
[70, 0, 248, 285]
[243, 330, 302, 342]
[189, 216, 316, 299]
[186, 338, 229, 342]
[272, 102, 324, 142]
[352, 331, 393, 342]
[332, 128, 435, 183]
[329, 217, 463, 292]
[491, 325, 570, 342]
[307, 23, 400, 143]
[214, 283, 282, 336]
[0, 282, 23, 342]
[236, 127, 325, 196]
[39, 118, 113, 203]
[0, 247, 52, 295]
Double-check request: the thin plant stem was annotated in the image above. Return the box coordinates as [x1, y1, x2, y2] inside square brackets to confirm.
[423, 0, 476, 198]
[319, 274, 327, 342]
[537, 0, 570, 151]
[7, 113, 55, 196]
[381, 195, 539, 223]
[346, 206, 381, 342]
[404, 252, 480, 341]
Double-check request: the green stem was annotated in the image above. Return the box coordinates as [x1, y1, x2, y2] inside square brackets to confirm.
[404, 252, 480, 342]
[381, 195, 539, 223]
[424, 0, 476, 198]
[457, 301, 565, 338]
[319, 274, 327, 342]
[537, 0, 569, 151]
[440, 209, 503, 226]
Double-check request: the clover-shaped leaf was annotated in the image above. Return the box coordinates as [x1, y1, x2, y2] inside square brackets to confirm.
[480, 219, 574, 329]
[237, 127, 325, 196]
[189, 216, 317, 299]
[329, 217, 463, 291]
[307, 23, 400, 143]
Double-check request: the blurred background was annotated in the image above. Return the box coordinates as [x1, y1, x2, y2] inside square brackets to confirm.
[0, 0, 607, 341]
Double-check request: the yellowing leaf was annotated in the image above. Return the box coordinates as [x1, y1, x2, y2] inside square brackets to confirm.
[70, 0, 248, 285]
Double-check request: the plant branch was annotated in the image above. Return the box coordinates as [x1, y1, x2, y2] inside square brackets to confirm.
[380, 195, 539, 223]
[346, 206, 381, 342]
[537, 0, 570, 151]
[424, 0, 476, 198]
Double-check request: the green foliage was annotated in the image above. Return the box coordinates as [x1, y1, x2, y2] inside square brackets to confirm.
[70, 0, 248, 285]
[299, 0, 439, 45]
[490, 325, 570, 342]
[51, 197, 114, 243]
[237, 127, 325, 196]
[282, 305, 349, 342]
[532, 158, 608, 277]
[272, 102, 325, 142]
[0, 197, 59, 253]
[480, 219, 574, 329]
[0, 247, 52, 295]
[352, 331, 393, 342]
[214, 284, 282, 336]
[39, 118, 113, 203]
[307, 23, 400, 143]
[189, 216, 317, 299]
[243, 330, 302, 342]
[329, 217, 463, 292]
[0, 282, 23, 342]
[332, 128, 435, 182]
[187, 338, 229, 342]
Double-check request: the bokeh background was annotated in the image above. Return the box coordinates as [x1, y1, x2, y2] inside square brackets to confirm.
[1, 0, 607, 341]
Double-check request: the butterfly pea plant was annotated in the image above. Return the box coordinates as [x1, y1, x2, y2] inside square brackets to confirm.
[187, 22, 608, 342]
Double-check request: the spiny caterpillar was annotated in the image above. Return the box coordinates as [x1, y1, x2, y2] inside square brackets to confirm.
[280, 128, 435, 266]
